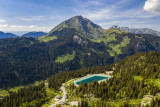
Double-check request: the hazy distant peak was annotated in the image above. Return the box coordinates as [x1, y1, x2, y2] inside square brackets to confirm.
[21, 31, 47, 38]
[110, 25, 160, 36]
[0, 31, 18, 39]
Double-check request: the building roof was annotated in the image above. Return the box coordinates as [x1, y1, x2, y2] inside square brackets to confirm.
[56, 95, 62, 99]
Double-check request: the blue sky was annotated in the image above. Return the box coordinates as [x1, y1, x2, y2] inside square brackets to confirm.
[0, 0, 160, 33]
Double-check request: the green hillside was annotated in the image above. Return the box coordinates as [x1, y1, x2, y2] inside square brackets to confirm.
[2, 52, 160, 107]
[55, 50, 75, 63]
[47, 51, 160, 107]
[1, 15, 160, 91]
[38, 35, 57, 42]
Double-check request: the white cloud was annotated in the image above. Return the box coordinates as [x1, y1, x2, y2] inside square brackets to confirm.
[0, 24, 9, 27]
[0, 24, 51, 32]
[80, 8, 155, 21]
[75, 0, 156, 21]
[88, 1, 103, 6]
[144, 0, 160, 14]
[82, 9, 111, 20]
[73, 0, 160, 32]
[72, 0, 104, 8]
[17, 16, 45, 22]
[0, 19, 6, 23]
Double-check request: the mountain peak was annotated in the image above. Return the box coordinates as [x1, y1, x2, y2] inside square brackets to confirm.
[70, 15, 89, 22]
[72, 15, 83, 19]
[46, 15, 103, 38]
[110, 25, 119, 29]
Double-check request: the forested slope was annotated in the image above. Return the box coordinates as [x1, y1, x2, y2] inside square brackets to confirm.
[48, 51, 160, 106]
[1, 52, 160, 107]
[1, 16, 160, 89]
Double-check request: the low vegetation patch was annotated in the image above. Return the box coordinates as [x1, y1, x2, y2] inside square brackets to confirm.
[38, 36, 57, 42]
[55, 50, 75, 63]
[0, 81, 41, 98]
[0, 89, 9, 97]
[133, 76, 143, 81]
[111, 36, 130, 54]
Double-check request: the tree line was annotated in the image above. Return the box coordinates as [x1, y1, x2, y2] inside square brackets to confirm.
[0, 83, 46, 107]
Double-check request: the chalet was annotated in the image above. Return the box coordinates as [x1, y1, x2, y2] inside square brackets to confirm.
[62, 101, 67, 105]
[55, 95, 62, 99]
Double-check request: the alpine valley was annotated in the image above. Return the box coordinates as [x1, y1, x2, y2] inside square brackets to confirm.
[1, 16, 160, 107]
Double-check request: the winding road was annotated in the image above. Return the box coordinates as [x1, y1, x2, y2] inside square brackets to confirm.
[48, 83, 67, 107]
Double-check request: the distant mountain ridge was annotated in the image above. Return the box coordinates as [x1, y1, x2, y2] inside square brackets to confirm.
[21, 31, 47, 38]
[0, 31, 18, 39]
[0, 31, 47, 39]
[110, 25, 160, 36]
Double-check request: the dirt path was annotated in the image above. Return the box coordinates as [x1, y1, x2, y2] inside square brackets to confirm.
[48, 83, 66, 107]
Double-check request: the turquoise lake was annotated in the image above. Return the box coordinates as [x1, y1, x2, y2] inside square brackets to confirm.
[75, 75, 110, 86]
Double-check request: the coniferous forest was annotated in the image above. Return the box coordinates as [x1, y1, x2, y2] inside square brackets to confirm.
[1, 26, 160, 89]
[1, 51, 160, 106]
[48, 52, 160, 106]
[0, 83, 46, 107]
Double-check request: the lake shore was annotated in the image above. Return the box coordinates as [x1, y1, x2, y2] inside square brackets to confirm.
[74, 73, 112, 86]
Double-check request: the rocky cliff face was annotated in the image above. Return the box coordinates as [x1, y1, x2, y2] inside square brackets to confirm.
[72, 35, 87, 45]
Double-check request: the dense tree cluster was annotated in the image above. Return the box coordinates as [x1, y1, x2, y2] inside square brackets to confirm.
[0, 83, 46, 107]
[48, 65, 113, 91]
[77, 98, 160, 107]
[69, 76, 159, 100]
[49, 52, 160, 101]
[149, 98, 160, 107]
[64, 98, 160, 107]
[113, 51, 160, 79]
[78, 100, 140, 107]
[67, 52, 160, 103]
